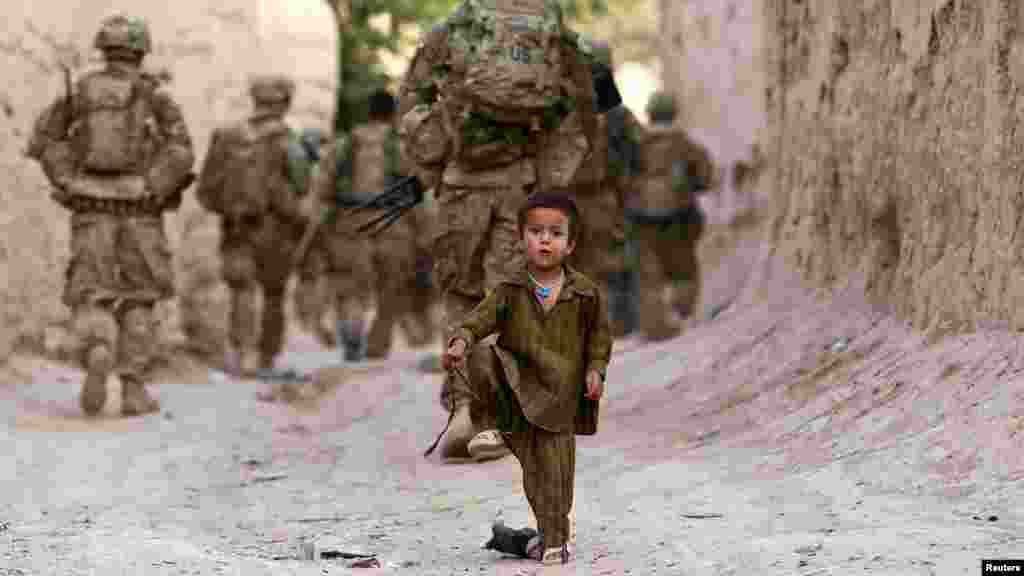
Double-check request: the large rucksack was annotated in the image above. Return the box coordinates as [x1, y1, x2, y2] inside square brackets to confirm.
[334, 123, 402, 205]
[214, 118, 290, 220]
[445, 0, 566, 125]
[70, 70, 154, 173]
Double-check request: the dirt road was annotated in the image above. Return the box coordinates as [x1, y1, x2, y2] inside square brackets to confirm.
[2, 252, 1023, 574]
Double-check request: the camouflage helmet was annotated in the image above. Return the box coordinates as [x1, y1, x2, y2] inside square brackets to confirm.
[93, 14, 152, 55]
[646, 91, 678, 125]
[249, 75, 295, 106]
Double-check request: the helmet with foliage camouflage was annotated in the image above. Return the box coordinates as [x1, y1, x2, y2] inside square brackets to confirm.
[646, 91, 677, 125]
[93, 14, 152, 55]
[249, 75, 295, 106]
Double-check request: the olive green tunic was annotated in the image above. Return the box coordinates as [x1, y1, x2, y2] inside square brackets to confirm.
[452, 265, 613, 435]
[452, 265, 612, 549]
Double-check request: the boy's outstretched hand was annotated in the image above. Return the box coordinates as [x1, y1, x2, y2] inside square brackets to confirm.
[443, 338, 467, 371]
[585, 370, 604, 400]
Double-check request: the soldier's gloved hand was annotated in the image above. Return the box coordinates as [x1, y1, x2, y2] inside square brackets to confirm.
[443, 338, 467, 372]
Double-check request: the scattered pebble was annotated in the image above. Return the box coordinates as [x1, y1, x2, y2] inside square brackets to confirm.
[795, 543, 823, 555]
[829, 337, 850, 353]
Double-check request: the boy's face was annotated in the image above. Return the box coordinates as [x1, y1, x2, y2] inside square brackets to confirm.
[521, 207, 575, 272]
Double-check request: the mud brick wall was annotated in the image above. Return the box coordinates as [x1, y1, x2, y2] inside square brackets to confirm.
[763, 0, 1024, 331]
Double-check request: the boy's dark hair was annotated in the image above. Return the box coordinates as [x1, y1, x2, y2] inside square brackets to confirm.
[368, 89, 397, 121]
[517, 190, 580, 242]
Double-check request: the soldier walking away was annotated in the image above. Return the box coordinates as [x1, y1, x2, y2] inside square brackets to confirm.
[627, 91, 715, 341]
[570, 40, 642, 338]
[399, 0, 600, 462]
[307, 123, 378, 364]
[358, 89, 432, 360]
[26, 14, 195, 416]
[195, 75, 314, 378]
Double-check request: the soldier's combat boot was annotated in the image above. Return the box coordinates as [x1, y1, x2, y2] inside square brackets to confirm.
[482, 522, 542, 559]
[439, 403, 474, 459]
[120, 376, 160, 417]
[80, 345, 112, 416]
[338, 319, 365, 363]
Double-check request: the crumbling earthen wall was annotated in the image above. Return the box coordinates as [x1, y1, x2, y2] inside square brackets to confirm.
[0, 1, 335, 363]
[658, 0, 766, 165]
[762, 0, 1024, 332]
[663, 0, 1024, 332]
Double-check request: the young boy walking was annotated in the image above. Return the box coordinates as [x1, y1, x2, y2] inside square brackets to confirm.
[442, 191, 613, 565]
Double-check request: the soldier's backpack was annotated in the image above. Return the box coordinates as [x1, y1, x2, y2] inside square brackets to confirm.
[214, 118, 290, 220]
[445, 0, 566, 125]
[335, 123, 401, 205]
[70, 70, 155, 173]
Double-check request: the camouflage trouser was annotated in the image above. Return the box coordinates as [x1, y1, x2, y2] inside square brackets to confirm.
[322, 235, 375, 340]
[572, 190, 633, 337]
[433, 184, 527, 413]
[403, 251, 438, 348]
[220, 216, 297, 365]
[293, 247, 336, 347]
[364, 232, 416, 359]
[64, 213, 174, 381]
[464, 342, 575, 549]
[633, 214, 702, 341]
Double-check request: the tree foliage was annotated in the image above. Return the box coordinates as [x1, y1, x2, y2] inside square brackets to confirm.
[323, 0, 650, 132]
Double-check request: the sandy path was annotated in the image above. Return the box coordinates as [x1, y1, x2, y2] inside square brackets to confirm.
[2, 245, 1022, 574]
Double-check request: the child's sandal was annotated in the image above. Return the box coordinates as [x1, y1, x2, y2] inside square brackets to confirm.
[540, 543, 570, 565]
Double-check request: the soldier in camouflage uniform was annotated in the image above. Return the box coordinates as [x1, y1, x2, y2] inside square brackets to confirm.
[357, 90, 435, 360]
[196, 75, 313, 377]
[26, 14, 195, 416]
[398, 0, 599, 461]
[570, 40, 642, 338]
[309, 136, 372, 363]
[627, 91, 715, 341]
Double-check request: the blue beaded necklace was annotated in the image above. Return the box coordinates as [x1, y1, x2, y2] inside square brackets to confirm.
[528, 268, 564, 307]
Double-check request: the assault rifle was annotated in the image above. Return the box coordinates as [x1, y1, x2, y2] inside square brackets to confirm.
[293, 174, 425, 267]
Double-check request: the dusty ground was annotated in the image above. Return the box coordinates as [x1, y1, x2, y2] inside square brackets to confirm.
[2, 229, 1023, 575]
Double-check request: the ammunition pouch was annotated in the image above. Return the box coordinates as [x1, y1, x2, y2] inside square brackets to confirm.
[58, 172, 194, 216]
